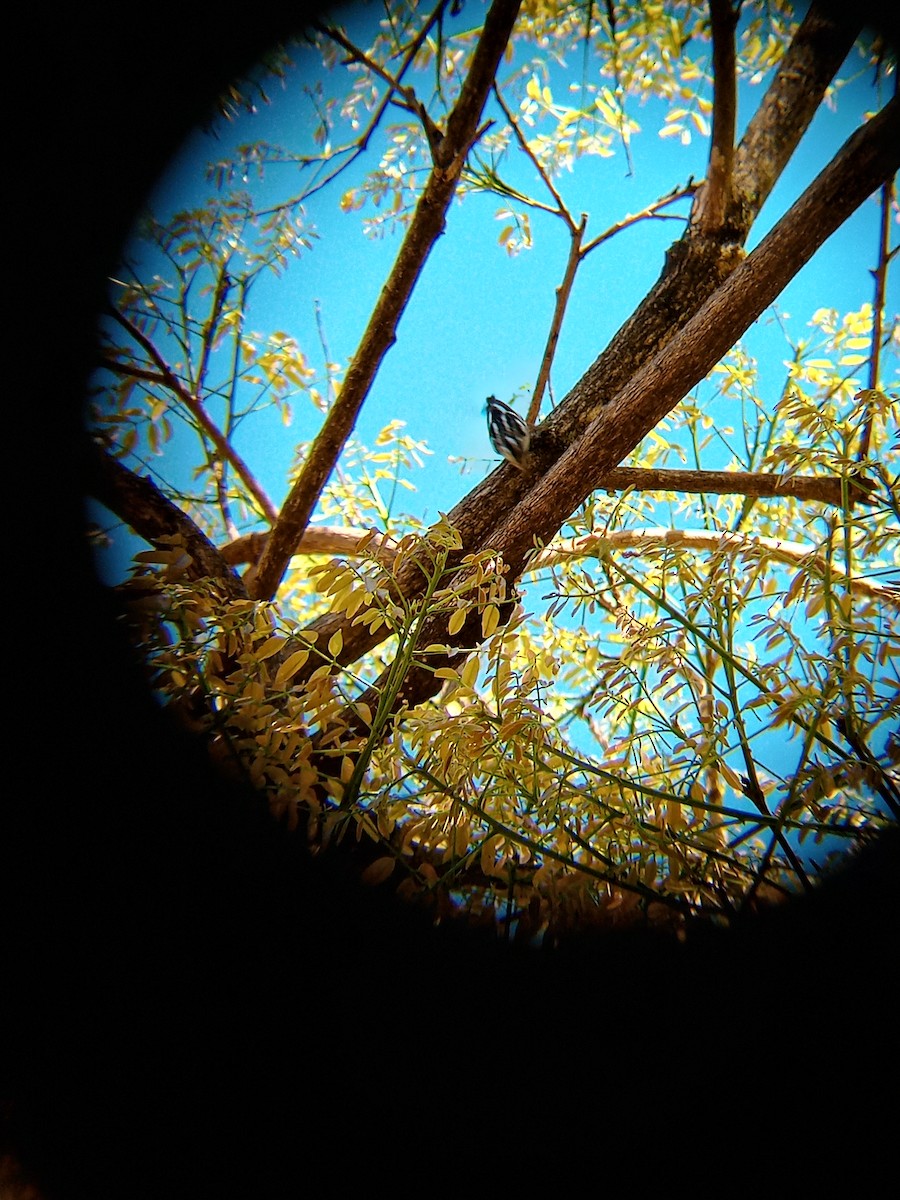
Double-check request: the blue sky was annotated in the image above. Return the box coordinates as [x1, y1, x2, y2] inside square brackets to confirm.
[92, 0, 896, 581]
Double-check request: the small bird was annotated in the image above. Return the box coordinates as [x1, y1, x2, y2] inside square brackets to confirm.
[486, 395, 530, 470]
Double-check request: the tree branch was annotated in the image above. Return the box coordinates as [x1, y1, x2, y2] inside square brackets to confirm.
[215, 469, 868, 569]
[86, 442, 247, 599]
[579, 183, 696, 256]
[104, 308, 278, 525]
[533, 530, 900, 609]
[250, 0, 523, 602]
[342, 89, 900, 722]
[858, 176, 895, 461]
[691, 0, 738, 235]
[492, 82, 577, 230]
[728, 1, 862, 230]
[529, 214, 586, 423]
[495, 92, 900, 581]
[283, 7, 884, 693]
[219, 525, 398, 567]
[315, 20, 444, 154]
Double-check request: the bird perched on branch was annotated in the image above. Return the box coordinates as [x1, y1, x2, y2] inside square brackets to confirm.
[486, 395, 530, 470]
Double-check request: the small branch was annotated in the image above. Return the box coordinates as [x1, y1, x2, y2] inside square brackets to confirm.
[316, 20, 445, 155]
[104, 307, 278, 526]
[492, 83, 577, 230]
[254, 3, 448, 217]
[595, 465, 875, 506]
[579, 184, 696, 256]
[219, 525, 398, 567]
[195, 265, 232, 392]
[691, 0, 738, 235]
[533, 529, 900, 608]
[529, 215, 586, 422]
[858, 176, 894, 461]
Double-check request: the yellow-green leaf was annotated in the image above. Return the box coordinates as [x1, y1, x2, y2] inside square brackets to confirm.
[460, 656, 479, 689]
[274, 648, 310, 687]
[361, 857, 395, 886]
[481, 604, 500, 638]
[448, 606, 467, 636]
[256, 635, 287, 660]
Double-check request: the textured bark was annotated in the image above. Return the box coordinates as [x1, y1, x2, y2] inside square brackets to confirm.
[87, 442, 247, 600]
[341, 88, 900, 719]
[286, 2, 867, 687]
[476, 92, 900, 582]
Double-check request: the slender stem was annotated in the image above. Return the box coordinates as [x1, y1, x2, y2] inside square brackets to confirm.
[858, 176, 895, 461]
[105, 306, 278, 525]
[529, 215, 585, 423]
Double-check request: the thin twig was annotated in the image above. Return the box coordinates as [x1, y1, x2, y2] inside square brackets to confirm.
[492, 83, 577, 230]
[529, 215, 586, 422]
[579, 184, 695, 255]
[858, 176, 895, 461]
[104, 307, 278, 525]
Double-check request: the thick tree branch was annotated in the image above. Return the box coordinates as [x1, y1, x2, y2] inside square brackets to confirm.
[250, 0, 523, 602]
[728, 1, 862, 229]
[86, 442, 247, 599]
[346, 90, 900, 722]
[285, 7, 882, 692]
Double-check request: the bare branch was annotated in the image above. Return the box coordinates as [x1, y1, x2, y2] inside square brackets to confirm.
[251, 0, 524, 602]
[219, 525, 398, 567]
[492, 83, 577, 229]
[534, 530, 900, 608]
[86, 443, 247, 600]
[529, 215, 586, 423]
[691, 0, 738, 235]
[596, 466, 875, 506]
[104, 308, 278, 526]
[729, 1, 862, 230]
[579, 183, 695, 256]
[858, 177, 895, 461]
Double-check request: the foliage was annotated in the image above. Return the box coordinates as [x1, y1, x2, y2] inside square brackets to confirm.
[93, 0, 899, 945]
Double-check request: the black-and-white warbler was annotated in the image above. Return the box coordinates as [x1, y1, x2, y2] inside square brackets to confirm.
[486, 395, 530, 470]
